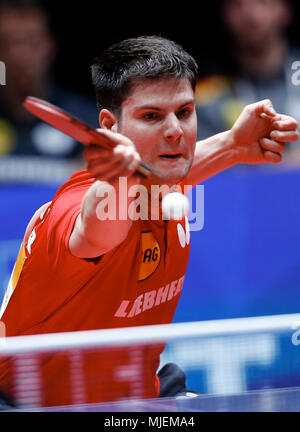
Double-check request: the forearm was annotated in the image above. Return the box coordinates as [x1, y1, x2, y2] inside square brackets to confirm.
[186, 130, 238, 187]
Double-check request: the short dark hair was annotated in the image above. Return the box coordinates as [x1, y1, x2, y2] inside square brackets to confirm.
[91, 36, 199, 117]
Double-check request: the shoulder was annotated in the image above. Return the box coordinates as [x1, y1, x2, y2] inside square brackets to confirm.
[52, 169, 95, 202]
[24, 201, 52, 243]
[45, 170, 95, 244]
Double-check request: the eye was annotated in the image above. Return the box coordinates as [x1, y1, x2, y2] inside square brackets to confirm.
[177, 108, 192, 119]
[142, 112, 160, 121]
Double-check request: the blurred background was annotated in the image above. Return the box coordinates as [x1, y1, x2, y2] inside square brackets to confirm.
[1, 0, 300, 322]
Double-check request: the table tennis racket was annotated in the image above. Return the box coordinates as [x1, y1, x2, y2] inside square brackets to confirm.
[23, 96, 150, 178]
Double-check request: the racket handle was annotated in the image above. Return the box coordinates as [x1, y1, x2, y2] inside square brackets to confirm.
[137, 162, 151, 178]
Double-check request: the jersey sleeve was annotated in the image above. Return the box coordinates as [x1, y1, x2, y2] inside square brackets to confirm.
[45, 181, 98, 281]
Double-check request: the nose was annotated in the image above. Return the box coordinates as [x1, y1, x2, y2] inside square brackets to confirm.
[163, 113, 184, 143]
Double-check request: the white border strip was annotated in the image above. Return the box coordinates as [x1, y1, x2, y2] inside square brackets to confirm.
[0, 313, 299, 355]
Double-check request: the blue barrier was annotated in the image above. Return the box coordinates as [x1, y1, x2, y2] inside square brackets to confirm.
[175, 166, 300, 322]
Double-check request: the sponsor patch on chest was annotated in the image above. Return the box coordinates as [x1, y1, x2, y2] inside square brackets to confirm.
[138, 231, 161, 282]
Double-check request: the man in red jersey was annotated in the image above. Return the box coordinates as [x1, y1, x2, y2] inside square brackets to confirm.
[0, 36, 298, 408]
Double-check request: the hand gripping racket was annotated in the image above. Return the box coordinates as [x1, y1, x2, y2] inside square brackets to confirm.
[23, 96, 150, 178]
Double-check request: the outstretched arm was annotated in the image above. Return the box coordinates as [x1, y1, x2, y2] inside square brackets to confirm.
[69, 130, 141, 258]
[186, 99, 299, 187]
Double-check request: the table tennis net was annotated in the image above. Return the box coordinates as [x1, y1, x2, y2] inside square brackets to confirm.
[0, 313, 299, 410]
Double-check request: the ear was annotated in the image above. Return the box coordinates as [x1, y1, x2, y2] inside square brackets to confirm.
[99, 109, 118, 132]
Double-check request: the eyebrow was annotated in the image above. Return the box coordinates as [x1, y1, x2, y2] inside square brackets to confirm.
[135, 99, 195, 111]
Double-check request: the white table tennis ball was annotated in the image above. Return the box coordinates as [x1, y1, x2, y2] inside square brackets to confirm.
[162, 192, 189, 220]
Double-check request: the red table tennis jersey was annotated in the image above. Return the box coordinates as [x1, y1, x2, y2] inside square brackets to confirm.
[0, 170, 191, 407]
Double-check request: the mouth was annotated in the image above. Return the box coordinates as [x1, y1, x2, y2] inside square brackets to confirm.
[159, 153, 183, 160]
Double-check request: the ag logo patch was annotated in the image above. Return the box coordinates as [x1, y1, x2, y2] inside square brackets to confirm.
[138, 231, 161, 282]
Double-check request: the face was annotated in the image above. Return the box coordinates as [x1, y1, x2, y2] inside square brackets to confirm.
[0, 9, 55, 90]
[115, 78, 197, 186]
[222, 0, 291, 49]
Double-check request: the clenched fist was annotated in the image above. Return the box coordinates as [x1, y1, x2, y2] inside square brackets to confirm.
[230, 99, 299, 164]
